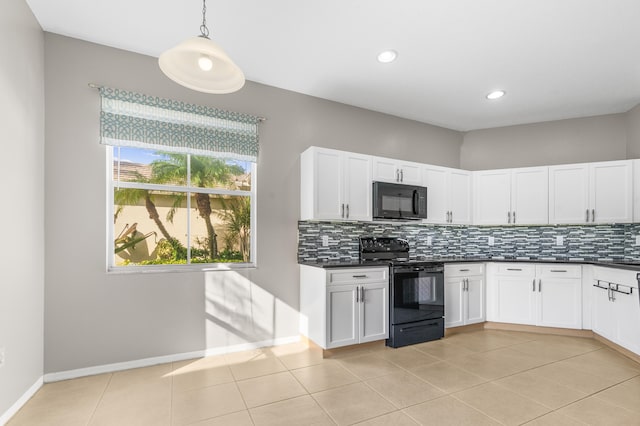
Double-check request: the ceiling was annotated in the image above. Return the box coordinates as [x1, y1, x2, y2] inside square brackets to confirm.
[25, 0, 640, 131]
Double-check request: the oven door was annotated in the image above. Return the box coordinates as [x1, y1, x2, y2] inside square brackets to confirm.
[390, 265, 444, 325]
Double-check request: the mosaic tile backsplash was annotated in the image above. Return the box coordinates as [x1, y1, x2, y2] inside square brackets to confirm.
[298, 221, 640, 263]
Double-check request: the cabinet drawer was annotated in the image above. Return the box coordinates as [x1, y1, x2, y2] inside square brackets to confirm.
[328, 267, 388, 285]
[445, 263, 484, 277]
[495, 263, 536, 276]
[536, 264, 582, 279]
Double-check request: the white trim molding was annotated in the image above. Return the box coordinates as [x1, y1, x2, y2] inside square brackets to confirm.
[44, 335, 300, 383]
[0, 376, 43, 426]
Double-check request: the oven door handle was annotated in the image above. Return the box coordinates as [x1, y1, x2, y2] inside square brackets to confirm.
[400, 323, 440, 332]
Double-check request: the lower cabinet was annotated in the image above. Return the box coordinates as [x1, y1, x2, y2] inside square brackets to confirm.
[486, 263, 582, 329]
[300, 265, 389, 349]
[444, 263, 485, 328]
[592, 267, 640, 355]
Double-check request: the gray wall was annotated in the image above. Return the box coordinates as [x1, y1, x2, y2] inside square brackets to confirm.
[43, 34, 462, 374]
[461, 113, 629, 170]
[627, 104, 640, 158]
[0, 0, 45, 418]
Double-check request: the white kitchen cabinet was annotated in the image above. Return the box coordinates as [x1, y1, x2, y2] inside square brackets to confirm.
[592, 267, 640, 355]
[549, 160, 632, 224]
[424, 165, 472, 224]
[536, 265, 582, 329]
[300, 146, 372, 221]
[300, 265, 389, 350]
[444, 263, 485, 328]
[486, 263, 582, 329]
[473, 167, 548, 225]
[372, 156, 422, 185]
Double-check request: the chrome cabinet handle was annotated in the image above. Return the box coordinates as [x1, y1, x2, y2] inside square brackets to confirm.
[360, 286, 365, 303]
[550, 269, 567, 273]
[508, 211, 512, 224]
[459, 269, 470, 272]
[586, 209, 589, 222]
[532, 279, 536, 292]
[466, 278, 469, 291]
[513, 211, 516, 224]
[352, 275, 368, 278]
[538, 279, 542, 292]
[450, 211, 453, 223]
[346, 204, 349, 219]
[507, 268, 522, 271]
[592, 209, 595, 222]
[356, 286, 359, 303]
[400, 169, 404, 182]
[341, 204, 345, 218]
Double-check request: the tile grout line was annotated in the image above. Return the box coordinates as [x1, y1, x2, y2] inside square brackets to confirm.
[84, 373, 114, 426]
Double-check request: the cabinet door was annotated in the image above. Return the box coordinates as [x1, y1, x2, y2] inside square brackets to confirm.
[449, 170, 472, 224]
[397, 161, 422, 185]
[372, 156, 399, 183]
[537, 278, 582, 329]
[633, 159, 640, 223]
[423, 166, 449, 224]
[344, 153, 372, 221]
[549, 164, 589, 224]
[466, 276, 485, 325]
[474, 170, 511, 225]
[359, 282, 389, 343]
[326, 285, 358, 348]
[495, 276, 536, 325]
[589, 161, 632, 224]
[612, 285, 640, 354]
[313, 149, 344, 220]
[592, 284, 616, 341]
[444, 278, 465, 328]
[511, 167, 548, 225]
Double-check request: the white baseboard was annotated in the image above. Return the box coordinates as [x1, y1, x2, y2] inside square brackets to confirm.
[43, 335, 300, 383]
[0, 376, 43, 426]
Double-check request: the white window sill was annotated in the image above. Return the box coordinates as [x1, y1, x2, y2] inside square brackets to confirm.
[107, 263, 257, 274]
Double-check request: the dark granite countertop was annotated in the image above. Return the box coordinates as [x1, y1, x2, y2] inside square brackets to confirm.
[299, 257, 640, 271]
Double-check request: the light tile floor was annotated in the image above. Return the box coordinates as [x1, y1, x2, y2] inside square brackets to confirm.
[8, 330, 640, 425]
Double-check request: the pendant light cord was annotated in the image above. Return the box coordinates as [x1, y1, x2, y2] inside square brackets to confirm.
[199, 0, 210, 39]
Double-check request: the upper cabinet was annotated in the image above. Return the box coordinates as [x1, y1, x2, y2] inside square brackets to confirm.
[300, 147, 636, 226]
[473, 167, 548, 225]
[423, 165, 472, 224]
[372, 156, 422, 185]
[549, 160, 632, 224]
[300, 147, 372, 221]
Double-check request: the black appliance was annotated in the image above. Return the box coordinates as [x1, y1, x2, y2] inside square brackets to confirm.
[359, 237, 445, 348]
[372, 182, 427, 221]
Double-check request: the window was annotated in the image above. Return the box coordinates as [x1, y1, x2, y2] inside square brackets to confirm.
[99, 87, 261, 271]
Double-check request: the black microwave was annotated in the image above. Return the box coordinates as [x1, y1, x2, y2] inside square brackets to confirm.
[372, 181, 427, 220]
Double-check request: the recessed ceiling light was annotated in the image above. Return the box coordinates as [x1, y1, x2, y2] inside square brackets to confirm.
[486, 90, 506, 100]
[377, 50, 398, 63]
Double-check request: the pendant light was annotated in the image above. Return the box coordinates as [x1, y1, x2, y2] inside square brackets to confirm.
[159, 0, 245, 94]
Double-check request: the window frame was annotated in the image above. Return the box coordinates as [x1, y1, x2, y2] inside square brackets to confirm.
[106, 146, 257, 273]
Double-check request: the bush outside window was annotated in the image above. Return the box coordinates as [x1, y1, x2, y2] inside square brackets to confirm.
[110, 146, 255, 270]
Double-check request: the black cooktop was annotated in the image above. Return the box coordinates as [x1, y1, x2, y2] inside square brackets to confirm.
[359, 236, 444, 267]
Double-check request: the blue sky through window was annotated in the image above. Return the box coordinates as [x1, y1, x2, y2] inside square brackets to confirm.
[114, 146, 251, 173]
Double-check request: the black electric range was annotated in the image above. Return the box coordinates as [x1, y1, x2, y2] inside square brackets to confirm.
[359, 237, 445, 348]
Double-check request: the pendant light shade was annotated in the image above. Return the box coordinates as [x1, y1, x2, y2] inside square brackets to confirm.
[158, 0, 245, 94]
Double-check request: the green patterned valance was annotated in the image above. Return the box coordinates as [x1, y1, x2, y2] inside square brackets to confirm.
[99, 87, 261, 162]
